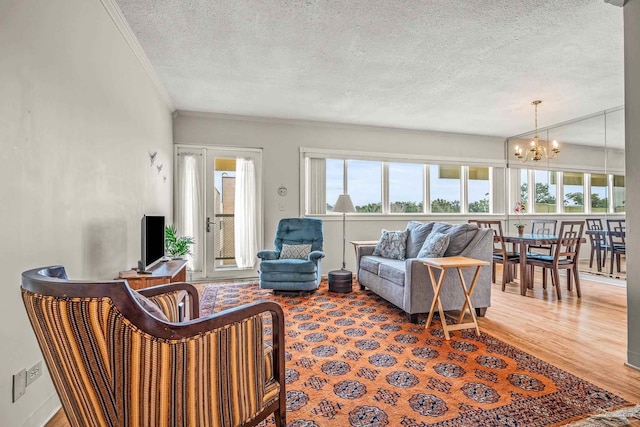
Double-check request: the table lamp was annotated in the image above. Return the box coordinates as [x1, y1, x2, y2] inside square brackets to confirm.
[328, 194, 356, 293]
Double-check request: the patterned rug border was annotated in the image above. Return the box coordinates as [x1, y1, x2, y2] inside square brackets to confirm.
[198, 281, 633, 427]
[561, 403, 640, 426]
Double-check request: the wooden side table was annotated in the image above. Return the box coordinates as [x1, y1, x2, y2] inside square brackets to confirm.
[422, 256, 489, 340]
[350, 240, 379, 257]
[117, 259, 188, 290]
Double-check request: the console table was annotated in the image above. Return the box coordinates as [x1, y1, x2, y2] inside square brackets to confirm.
[118, 259, 188, 290]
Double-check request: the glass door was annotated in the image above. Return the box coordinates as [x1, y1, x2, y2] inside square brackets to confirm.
[204, 147, 262, 280]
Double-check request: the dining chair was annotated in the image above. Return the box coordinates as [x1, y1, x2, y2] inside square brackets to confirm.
[476, 220, 520, 291]
[585, 218, 609, 272]
[606, 219, 626, 275]
[525, 220, 584, 300]
[525, 219, 558, 288]
[528, 219, 557, 254]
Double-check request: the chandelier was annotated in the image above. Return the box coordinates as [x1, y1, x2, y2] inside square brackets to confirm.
[513, 100, 560, 162]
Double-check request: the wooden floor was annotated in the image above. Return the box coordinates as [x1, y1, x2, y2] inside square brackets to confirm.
[46, 270, 640, 427]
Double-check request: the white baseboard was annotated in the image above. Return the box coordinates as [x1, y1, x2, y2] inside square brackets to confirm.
[23, 393, 61, 427]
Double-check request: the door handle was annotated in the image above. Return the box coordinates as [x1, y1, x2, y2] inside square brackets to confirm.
[206, 217, 216, 232]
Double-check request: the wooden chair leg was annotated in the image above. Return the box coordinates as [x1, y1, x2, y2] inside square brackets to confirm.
[491, 262, 496, 284]
[589, 248, 595, 268]
[501, 263, 508, 291]
[542, 268, 547, 289]
[610, 252, 615, 275]
[573, 265, 582, 298]
[552, 268, 562, 300]
[567, 269, 572, 291]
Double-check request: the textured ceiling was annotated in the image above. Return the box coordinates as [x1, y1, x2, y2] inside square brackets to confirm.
[114, 0, 624, 141]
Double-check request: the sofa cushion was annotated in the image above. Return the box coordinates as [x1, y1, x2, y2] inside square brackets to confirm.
[433, 222, 479, 256]
[260, 258, 317, 273]
[417, 231, 450, 258]
[360, 256, 383, 275]
[378, 260, 406, 286]
[405, 221, 435, 259]
[373, 229, 409, 260]
[279, 243, 312, 259]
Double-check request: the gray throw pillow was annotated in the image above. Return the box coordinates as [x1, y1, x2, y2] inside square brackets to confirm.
[405, 221, 435, 259]
[417, 232, 450, 258]
[280, 243, 312, 259]
[132, 290, 169, 321]
[373, 229, 409, 260]
[436, 223, 478, 256]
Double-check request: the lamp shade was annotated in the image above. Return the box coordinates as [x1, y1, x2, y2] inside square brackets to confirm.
[333, 194, 355, 213]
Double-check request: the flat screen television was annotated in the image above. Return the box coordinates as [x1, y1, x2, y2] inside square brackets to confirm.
[137, 215, 165, 273]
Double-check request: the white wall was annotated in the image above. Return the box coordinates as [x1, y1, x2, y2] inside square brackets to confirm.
[174, 112, 505, 271]
[624, 0, 640, 370]
[0, 1, 173, 425]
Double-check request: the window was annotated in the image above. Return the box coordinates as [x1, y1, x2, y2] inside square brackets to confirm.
[325, 159, 344, 212]
[389, 162, 424, 213]
[563, 172, 584, 213]
[303, 151, 502, 215]
[613, 175, 625, 213]
[533, 170, 557, 213]
[430, 165, 461, 213]
[519, 169, 529, 205]
[590, 174, 608, 213]
[468, 167, 490, 213]
[348, 160, 382, 213]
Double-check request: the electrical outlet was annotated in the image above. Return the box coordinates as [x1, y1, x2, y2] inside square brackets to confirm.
[12, 369, 26, 402]
[26, 361, 42, 386]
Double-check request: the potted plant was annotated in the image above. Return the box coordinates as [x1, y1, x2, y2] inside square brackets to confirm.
[165, 225, 195, 259]
[513, 201, 526, 235]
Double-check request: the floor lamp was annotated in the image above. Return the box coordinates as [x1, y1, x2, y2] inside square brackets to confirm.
[328, 194, 355, 292]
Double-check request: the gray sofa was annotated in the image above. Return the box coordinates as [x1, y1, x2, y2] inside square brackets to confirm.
[356, 221, 493, 323]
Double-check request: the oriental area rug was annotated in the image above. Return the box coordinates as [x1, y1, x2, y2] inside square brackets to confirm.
[199, 282, 630, 427]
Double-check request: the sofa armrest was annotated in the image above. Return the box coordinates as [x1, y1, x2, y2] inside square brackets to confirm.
[403, 258, 436, 314]
[308, 250, 325, 261]
[355, 245, 376, 279]
[257, 250, 279, 260]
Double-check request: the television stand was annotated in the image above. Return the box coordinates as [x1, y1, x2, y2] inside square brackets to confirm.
[118, 259, 188, 290]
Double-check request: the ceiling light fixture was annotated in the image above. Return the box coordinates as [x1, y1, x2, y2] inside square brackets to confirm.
[514, 100, 560, 162]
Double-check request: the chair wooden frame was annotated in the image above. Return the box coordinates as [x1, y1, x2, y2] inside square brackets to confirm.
[585, 218, 609, 271]
[476, 220, 519, 291]
[606, 219, 626, 275]
[525, 221, 584, 300]
[22, 266, 286, 427]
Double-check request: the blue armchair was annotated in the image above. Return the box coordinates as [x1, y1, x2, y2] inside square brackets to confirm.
[257, 218, 325, 292]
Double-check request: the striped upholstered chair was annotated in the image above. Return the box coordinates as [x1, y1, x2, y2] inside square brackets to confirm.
[21, 266, 286, 427]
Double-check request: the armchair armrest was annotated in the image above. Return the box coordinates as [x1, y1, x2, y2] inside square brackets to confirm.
[137, 282, 200, 320]
[257, 250, 279, 260]
[308, 250, 325, 261]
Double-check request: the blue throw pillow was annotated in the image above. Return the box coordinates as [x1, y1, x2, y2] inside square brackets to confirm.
[373, 229, 409, 260]
[417, 232, 450, 258]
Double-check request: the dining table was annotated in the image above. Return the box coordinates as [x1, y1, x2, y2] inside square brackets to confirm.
[502, 233, 586, 295]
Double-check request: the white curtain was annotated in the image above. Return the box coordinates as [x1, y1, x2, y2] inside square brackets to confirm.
[176, 153, 204, 272]
[234, 158, 257, 268]
[306, 157, 326, 214]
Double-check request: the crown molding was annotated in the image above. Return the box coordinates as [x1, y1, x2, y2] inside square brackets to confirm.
[175, 110, 506, 140]
[604, 0, 625, 7]
[99, 0, 175, 112]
